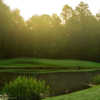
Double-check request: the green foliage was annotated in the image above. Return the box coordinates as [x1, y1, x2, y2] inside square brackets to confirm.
[2, 77, 49, 100]
[91, 75, 100, 85]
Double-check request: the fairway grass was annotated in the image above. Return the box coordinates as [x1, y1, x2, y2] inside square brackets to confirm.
[0, 58, 100, 69]
[43, 85, 100, 100]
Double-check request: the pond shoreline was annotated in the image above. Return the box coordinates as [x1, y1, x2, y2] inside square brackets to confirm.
[0, 70, 100, 96]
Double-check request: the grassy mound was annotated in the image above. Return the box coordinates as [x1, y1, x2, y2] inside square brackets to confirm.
[43, 85, 100, 100]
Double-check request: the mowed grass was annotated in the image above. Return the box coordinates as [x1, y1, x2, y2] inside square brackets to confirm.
[43, 85, 100, 100]
[0, 58, 100, 69]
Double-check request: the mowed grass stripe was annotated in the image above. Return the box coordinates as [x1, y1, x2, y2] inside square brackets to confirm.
[0, 58, 100, 69]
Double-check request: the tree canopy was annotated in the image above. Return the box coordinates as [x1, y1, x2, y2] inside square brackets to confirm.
[0, 1, 100, 61]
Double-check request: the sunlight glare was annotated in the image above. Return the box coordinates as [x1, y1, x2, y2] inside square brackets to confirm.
[3, 0, 100, 20]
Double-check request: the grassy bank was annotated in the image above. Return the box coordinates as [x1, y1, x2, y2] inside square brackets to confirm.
[44, 85, 100, 100]
[0, 58, 100, 69]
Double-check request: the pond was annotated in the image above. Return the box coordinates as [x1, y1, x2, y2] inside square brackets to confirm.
[0, 70, 100, 96]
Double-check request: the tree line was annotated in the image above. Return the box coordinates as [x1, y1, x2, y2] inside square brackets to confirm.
[0, 0, 100, 61]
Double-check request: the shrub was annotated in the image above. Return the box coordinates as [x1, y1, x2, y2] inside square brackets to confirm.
[91, 74, 100, 85]
[2, 76, 49, 100]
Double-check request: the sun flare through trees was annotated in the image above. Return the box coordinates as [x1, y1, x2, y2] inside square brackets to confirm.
[0, 0, 100, 61]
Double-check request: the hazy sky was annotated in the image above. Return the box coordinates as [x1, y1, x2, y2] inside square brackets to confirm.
[4, 0, 100, 20]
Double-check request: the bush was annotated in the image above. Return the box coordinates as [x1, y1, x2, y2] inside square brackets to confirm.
[91, 74, 100, 85]
[2, 76, 49, 100]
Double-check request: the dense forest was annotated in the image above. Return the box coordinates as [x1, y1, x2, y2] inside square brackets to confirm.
[0, 0, 100, 61]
